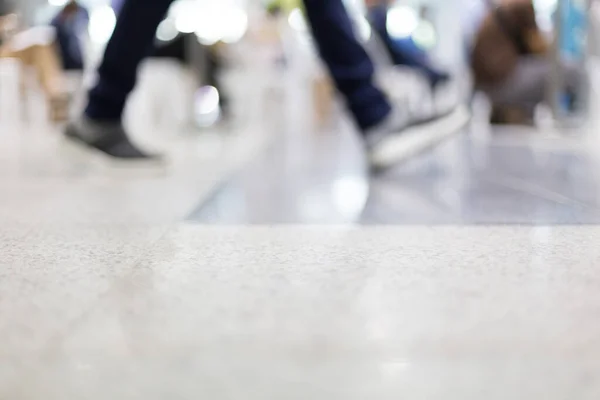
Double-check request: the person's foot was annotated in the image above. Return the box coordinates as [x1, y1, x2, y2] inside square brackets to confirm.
[365, 100, 470, 171]
[64, 117, 163, 162]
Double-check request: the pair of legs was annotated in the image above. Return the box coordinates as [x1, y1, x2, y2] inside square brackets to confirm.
[484, 56, 582, 123]
[71, 0, 468, 166]
[85, 0, 391, 131]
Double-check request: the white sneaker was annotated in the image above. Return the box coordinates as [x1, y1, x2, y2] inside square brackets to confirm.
[365, 103, 471, 170]
[364, 66, 471, 170]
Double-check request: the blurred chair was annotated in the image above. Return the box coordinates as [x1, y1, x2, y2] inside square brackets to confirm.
[0, 57, 21, 122]
[1, 24, 70, 122]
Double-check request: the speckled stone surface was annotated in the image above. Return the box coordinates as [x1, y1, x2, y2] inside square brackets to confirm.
[3, 225, 600, 399]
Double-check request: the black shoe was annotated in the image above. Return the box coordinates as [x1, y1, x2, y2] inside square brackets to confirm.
[65, 117, 163, 162]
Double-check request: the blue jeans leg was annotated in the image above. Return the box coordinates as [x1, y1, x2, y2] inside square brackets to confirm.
[85, 0, 174, 121]
[303, 0, 392, 131]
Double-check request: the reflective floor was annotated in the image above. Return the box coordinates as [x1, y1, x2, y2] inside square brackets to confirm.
[190, 120, 600, 225]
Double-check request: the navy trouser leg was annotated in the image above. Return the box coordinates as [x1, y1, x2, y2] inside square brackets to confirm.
[303, 0, 391, 131]
[85, 0, 174, 120]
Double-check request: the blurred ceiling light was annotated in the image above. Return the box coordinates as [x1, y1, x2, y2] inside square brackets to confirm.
[89, 5, 116, 44]
[175, 12, 198, 34]
[171, 0, 204, 34]
[169, 0, 248, 44]
[387, 6, 419, 39]
[194, 12, 221, 45]
[156, 18, 178, 41]
[195, 31, 220, 45]
[48, 0, 68, 6]
[221, 7, 248, 44]
[168, 0, 186, 18]
[193, 5, 248, 45]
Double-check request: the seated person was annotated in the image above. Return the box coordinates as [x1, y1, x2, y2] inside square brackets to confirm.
[0, 2, 70, 121]
[366, 0, 450, 89]
[469, 0, 581, 124]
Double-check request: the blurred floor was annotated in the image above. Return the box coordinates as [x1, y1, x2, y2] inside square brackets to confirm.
[0, 121, 269, 225]
[190, 121, 600, 225]
[4, 61, 600, 398]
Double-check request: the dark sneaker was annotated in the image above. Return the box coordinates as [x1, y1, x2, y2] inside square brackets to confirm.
[365, 104, 470, 171]
[65, 117, 163, 162]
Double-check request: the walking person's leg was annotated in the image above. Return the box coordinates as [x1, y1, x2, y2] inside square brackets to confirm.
[302, 0, 391, 131]
[66, 0, 175, 159]
[302, 0, 469, 168]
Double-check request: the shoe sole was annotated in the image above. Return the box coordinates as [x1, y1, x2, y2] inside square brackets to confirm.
[63, 125, 168, 168]
[369, 105, 471, 171]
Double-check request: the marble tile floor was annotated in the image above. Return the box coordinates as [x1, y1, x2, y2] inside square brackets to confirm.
[2, 226, 600, 399]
